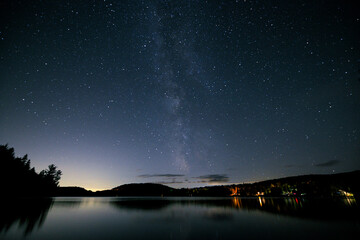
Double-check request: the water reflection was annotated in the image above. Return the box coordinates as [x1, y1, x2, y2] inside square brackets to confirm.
[52, 197, 96, 208]
[111, 198, 171, 210]
[231, 197, 359, 221]
[1, 196, 358, 239]
[202, 209, 234, 221]
[342, 197, 357, 206]
[0, 198, 53, 235]
[108, 196, 359, 221]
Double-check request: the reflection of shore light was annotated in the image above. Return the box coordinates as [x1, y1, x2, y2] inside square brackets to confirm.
[258, 197, 263, 207]
[344, 197, 356, 206]
[232, 197, 242, 208]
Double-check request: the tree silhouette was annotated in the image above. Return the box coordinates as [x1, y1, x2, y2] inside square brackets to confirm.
[0, 144, 62, 196]
[40, 164, 62, 187]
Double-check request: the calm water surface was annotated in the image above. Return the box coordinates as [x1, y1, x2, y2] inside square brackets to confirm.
[1, 197, 359, 240]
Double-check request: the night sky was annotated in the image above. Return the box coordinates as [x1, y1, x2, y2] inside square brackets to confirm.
[1, 0, 359, 190]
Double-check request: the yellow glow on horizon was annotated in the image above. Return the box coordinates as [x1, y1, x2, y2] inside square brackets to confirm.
[86, 188, 107, 192]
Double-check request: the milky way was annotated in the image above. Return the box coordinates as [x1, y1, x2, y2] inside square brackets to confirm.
[0, 0, 359, 190]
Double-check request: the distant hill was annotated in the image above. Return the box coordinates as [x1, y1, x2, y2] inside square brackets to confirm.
[255, 170, 360, 186]
[57, 170, 360, 198]
[227, 170, 360, 198]
[56, 187, 94, 196]
[97, 183, 176, 196]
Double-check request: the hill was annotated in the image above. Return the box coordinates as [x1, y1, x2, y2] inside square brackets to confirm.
[96, 183, 177, 196]
[92, 170, 360, 198]
[56, 187, 94, 196]
[227, 170, 360, 197]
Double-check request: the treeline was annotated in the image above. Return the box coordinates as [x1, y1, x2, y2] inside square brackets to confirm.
[0, 144, 62, 196]
[57, 170, 360, 197]
[227, 171, 360, 198]
[90, 171, 360, 198]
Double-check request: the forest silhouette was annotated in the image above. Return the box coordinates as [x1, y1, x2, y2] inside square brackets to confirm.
[0, 144, 61, 196]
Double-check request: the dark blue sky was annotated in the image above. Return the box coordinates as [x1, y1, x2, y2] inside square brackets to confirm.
[1, 0, 359, 190]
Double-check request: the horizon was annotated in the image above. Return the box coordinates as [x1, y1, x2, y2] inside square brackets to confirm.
[1, 1, 359, 191]
[60, 169, 360, 192]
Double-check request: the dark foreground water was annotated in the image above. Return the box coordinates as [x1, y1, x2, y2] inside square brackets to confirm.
[1, 197, 359, 240]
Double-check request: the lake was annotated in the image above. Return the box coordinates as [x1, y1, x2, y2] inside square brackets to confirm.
[1, 197, 359, 240]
